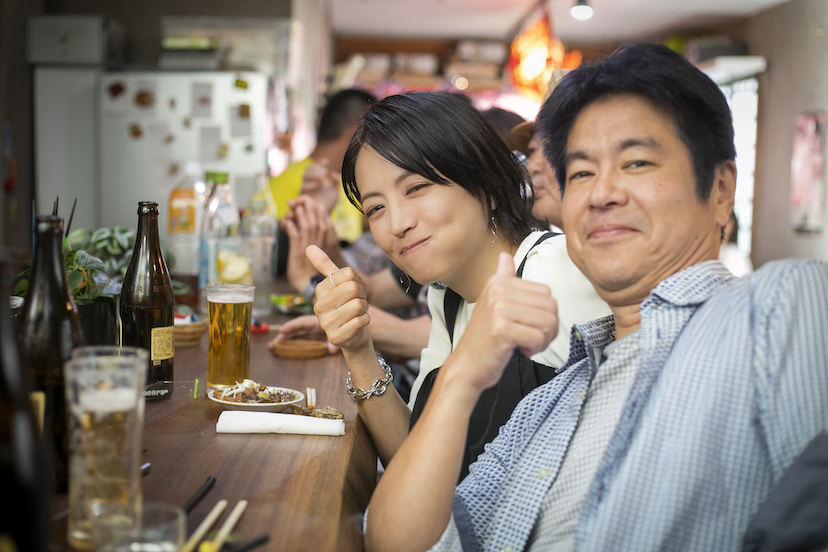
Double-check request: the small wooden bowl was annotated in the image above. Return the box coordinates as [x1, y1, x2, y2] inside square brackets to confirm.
[174, 319, 207, 348]
[271, 339, 328, 360]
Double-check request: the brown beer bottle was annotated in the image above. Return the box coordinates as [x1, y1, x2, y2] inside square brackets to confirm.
[18, 216, 86, 492]
[120, 202, 175, 400]
[0, 250, 51, 551]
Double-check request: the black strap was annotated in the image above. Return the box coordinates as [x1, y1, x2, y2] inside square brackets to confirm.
[443, 231, 557, 348]
[516, 231, 556, 277]
[444, 289, 463, 346]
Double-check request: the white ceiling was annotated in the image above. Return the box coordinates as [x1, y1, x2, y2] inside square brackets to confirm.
[328, 0, 793, 45]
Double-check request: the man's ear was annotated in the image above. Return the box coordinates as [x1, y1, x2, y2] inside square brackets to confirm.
[711, 160, 737, 228]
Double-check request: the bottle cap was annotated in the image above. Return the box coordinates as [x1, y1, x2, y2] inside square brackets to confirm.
[205, 171, 229, 184]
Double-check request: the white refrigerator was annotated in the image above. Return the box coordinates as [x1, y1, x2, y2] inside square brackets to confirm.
[99, 71, 269, 238]
[35, 69, 269, 240]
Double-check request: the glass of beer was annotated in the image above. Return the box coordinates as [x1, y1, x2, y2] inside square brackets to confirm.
[64, 346, 148, 550]
[206, 283, 254, 391]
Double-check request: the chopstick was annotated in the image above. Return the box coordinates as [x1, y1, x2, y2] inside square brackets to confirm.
[181, 499, 227, 552]
[210, 500, 248, 552]
[183, 475, 216, 513]
[306, 387, 316, 410]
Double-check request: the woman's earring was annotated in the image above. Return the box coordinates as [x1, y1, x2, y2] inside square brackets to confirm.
[399, 272, 412, 294]
[490, 216, 498, 247]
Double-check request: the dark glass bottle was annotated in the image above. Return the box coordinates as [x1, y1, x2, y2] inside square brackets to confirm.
[0, 251, 51, 551]
[17, 216, 86, 493]
[120, 202, 175, 400]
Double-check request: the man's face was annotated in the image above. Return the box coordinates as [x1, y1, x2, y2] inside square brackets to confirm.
[527, 134, 563, 228]
[561, 94, 734, 305]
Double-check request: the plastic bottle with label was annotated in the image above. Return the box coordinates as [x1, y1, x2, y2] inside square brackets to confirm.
[240, 188, 277, 317]
[198, 172, 249, 314]
[120, 202, 175, 400]
[167, 162, 205, 309]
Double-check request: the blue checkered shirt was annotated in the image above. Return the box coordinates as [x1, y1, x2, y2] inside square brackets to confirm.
[429, 258, 828, 552]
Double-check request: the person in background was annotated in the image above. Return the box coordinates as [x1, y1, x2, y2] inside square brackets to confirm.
[511, 69, 570, 230]
[268, 88, 376, 245]
[719, 210, 754, 276]
[480, 107, 530, 157]
[363, 43, 828, 552]
[307, 91, 609, 478]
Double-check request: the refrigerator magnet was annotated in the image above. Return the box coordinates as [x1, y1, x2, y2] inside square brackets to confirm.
[230, 105, 252, 138]
[103, 80, 130, 115]
[133, 80, 157, 115]
[192, 82, 213, 118]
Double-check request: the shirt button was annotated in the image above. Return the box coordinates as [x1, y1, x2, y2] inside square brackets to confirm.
[574, 329, 583, 341]
[538, 468, 549, 479]
[503, 546, 514, 552]
[577, 389, 587, 400]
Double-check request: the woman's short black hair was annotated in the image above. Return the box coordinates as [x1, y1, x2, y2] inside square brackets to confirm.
[342, 91, 542, 245]
[537, 43, 735, 201]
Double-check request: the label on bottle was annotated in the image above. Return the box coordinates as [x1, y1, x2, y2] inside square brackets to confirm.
[217, 204, 239, 227]
[169, 189, 197, 234]
[151, 326, 175, 365]
[29, 391, 45, 434]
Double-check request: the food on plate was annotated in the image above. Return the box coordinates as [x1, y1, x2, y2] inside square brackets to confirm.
[215, 379, 297, 404]
[289, 404, 344, 420]
[270, 293, 313, 314]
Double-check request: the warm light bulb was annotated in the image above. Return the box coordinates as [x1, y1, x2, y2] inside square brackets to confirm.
[570, 1, 593, 20]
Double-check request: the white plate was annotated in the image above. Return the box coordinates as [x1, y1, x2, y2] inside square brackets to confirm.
[208, 386, 304, 413]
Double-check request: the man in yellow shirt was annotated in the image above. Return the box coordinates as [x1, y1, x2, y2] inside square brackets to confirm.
[269, 88, 376, 244]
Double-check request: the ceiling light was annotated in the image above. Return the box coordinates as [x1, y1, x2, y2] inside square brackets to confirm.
[570, 0, 593, 21]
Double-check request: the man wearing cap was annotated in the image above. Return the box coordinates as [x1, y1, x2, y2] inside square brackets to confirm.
[363, 43, 828, 552]
[513, 69, 569, 230]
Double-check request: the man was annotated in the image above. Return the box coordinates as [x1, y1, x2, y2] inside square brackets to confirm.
[268, 88, 376, 244]
[364, 43, 828, 551]
[526, 127, 563, 229]
[512, 69, 569, 229]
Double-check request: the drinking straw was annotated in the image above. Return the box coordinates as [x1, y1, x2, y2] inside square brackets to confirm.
[183, 475, 216, 514]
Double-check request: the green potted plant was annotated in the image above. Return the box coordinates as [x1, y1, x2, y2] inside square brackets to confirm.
[14, 226, 136, 345]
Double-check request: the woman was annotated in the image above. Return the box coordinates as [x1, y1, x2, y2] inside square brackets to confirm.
[308, 91, 609, 476]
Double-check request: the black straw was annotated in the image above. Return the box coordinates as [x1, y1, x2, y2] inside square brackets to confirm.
[65, 198, 77, 240]
[182, 475, 216, 514]
[53, 197, 58, 216]
[222, 535, 269, 552]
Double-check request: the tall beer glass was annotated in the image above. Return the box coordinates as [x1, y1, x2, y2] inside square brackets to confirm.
[65, 346, 148, 550]
[206, 284, 254, 391]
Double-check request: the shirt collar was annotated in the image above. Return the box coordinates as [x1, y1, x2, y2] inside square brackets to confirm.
[646, 260, 735, 308]
[563, 260, 735, 370]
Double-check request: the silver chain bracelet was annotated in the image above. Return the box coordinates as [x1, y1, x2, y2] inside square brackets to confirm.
[345, 356, 393, 401]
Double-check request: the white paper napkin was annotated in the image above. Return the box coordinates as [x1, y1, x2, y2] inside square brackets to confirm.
[216, 411, 345, 436]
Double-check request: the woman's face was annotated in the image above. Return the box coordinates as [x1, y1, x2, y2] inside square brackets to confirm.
[355, 147, 492, 289]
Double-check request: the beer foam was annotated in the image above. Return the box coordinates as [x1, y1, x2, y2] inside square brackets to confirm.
[79, 388, 138, 414]
[207, 291, 253, 303]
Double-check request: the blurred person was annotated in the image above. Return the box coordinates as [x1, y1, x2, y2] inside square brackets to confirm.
[480, 107, 530, 157]
[307, 91, 609, 477]
[511, 71, 570, 229]
[364, 43, 828, 552]
[719, 210, 754, 276]
[269, 88, 376, 245]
